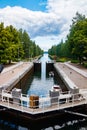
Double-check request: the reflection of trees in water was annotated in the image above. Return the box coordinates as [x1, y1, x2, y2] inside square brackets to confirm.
[22, 53, 67, 96]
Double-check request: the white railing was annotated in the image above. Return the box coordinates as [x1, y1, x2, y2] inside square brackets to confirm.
[0, 90, 87, 114]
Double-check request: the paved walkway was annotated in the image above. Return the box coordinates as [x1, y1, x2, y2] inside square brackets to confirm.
[56, 62, 87, 89]
[2, 61, 24, 74]
[64, 62, 87, 78]
[0, 62, 33, 89]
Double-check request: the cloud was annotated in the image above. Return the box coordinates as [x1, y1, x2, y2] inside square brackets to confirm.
[0, 6, 61, 37]
[33, 35, 60, 51]
[0, 0, 87, 50]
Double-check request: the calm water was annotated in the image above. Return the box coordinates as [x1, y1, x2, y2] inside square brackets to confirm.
[22, 53, 59, 97]
[0, 53, 87, 130]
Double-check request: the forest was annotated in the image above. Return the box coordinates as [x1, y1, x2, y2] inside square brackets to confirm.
[0, 23, 43, 64]
[48, 12, 87, 67]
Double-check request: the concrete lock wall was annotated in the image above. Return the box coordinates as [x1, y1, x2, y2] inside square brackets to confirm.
[6, 64, 34, 91]
[54, 64, 79, 94]
[8, 62, 41, 90]
[15, 66, 34, 90]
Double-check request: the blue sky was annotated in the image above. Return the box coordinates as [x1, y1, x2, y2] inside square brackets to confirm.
[0, 0, 47, 11]
[0, 0, 87, 51]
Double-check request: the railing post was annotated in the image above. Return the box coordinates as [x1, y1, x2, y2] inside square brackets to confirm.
[42, 96, 44, 113]
[72, 93, 74, 107]
[2, 90, 3, 102]
[58, 97, 59, 109]
[85, 95, 87, 104]
[27, 95, 29, 108]
[8, 97, 9, 108]
[21, 94, 23, 112]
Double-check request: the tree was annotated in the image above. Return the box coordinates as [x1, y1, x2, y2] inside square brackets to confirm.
[72, 20, 87, 63]
[72, 12, 85, 25]
[48, 12, 87, 64]
[0, 23, 24, 63]
[0, 23, 43, 64]
[66, 13, 87, 63]
[5, 25, 24, 63]
[18, 29, 43, 59]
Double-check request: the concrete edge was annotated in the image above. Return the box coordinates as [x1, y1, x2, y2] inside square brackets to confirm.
[54, 63, 79, 94]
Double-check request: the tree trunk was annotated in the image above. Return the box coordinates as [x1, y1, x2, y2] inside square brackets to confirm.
[8, 59, 11, 64]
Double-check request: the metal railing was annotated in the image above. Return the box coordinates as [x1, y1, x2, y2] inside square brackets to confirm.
[0, 90, 87, 114]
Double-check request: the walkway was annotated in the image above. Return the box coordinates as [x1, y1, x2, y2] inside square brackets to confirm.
[0, 89, 87, 114]
[55, 62, 87, 89]
[0, 62, 33, 90]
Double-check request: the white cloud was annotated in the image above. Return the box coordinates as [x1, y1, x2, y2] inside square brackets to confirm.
[0, 0, 87, 50]
[33, 35, 59, 51]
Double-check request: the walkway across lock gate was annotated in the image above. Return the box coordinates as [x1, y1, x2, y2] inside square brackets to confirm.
[0, 89, 87, 115]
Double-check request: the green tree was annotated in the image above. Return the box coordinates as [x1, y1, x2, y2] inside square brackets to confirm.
[20, 30, 30, 59]
[5, 25, 24, 63]
[18, 29, 43, 59]
[0, 23, 24, 63]
[48, 12, 87, 64]
[66, 13, 87, 63]
[0, 23, 43, 64]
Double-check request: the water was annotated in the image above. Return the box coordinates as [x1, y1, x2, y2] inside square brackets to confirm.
[0, 117, 87, 130]
[0, 53, 87, 130]
[23, 53, 59, 97]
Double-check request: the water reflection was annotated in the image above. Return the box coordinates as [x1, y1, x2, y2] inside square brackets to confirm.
[0, 116, 87, 130]
[24, 53, 56, 96]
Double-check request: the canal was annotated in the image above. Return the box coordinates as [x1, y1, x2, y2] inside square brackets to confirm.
[0, 53, 87, 130]
[22, 53, 60, 97]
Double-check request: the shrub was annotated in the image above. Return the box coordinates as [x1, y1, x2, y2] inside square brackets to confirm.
[84, 62, 87, 68]
[56, 57, 68, 62]
[1, 60, 7, 64]
[71, 59, 79, 63]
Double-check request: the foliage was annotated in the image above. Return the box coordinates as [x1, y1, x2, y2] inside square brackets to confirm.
[71, 59, 79, 63]
[18, 29, 43, 59]
[67, 14, 87, 64]
[84, 62, 87, 68]
[48, 12, 87, 64]
[56, 57, 69, 62]
[0, 23, 43, 64]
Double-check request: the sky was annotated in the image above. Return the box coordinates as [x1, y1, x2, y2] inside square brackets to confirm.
[0, 0, 87, 51]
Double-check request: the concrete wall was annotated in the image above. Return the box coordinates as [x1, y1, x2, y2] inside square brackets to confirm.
[54, 68, 68, 91]
[54, 64, 79, 94]
[6, 64, 34, 91]
[11, 62, 42, 90]
[14, 66, 34, 90]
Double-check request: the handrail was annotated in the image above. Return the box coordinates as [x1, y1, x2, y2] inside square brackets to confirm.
[0, 90, 87, 114]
